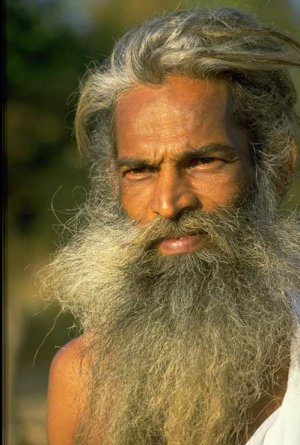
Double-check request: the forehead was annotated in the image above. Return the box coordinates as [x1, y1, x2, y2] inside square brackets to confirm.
[115, 76, 245, 160]
[116, 75, 230, 107]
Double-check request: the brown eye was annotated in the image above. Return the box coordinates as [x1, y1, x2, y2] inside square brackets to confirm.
[123, 166, 155, 179]
[189, 157, 219, 166]
[187, 156, 227, 173]
[128, 167, 148, 174]
[197, 157, 216, 164]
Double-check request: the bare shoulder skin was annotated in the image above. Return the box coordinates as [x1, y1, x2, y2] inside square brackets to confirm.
[47, 335, 89, 445]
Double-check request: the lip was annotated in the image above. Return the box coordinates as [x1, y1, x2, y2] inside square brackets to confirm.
[158, 233, 207, 255]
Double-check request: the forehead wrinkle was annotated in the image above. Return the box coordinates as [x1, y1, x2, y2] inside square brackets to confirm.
[117, 144, 191, 165]
[120, 102, 200, 145]
[115, 77, 230, 140]
[117, 144, 238, 169]
[115, 100, 230, 161]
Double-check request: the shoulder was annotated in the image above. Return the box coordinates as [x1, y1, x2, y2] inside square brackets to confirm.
[47, 334, 91, 445]
[49, 334, 89, 379]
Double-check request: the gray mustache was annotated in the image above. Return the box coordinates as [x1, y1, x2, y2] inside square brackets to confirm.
[133, 209, 244, 247]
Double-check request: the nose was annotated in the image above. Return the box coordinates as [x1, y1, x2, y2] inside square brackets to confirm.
[150, 165, 200, 219]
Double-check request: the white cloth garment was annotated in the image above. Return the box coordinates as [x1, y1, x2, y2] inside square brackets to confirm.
[246, 326, 300, 445]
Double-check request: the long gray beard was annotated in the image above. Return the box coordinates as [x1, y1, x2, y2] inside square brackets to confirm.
[43, 197, 300, 445]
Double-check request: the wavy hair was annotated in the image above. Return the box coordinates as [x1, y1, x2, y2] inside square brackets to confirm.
[75, 7, 300, 205]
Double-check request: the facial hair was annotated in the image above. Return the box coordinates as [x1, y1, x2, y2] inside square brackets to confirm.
[42, 185, 300, 445]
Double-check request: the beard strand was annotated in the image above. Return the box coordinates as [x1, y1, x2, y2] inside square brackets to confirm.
[42, 184, 300, 445]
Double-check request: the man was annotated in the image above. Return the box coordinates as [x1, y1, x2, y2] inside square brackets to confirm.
[45, 7, 300, 445]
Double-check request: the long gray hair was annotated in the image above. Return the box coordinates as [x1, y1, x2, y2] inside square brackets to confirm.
[75, 7, 300, 211]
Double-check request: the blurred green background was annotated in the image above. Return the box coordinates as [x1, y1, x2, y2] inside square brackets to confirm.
[6, 0, 300, 444]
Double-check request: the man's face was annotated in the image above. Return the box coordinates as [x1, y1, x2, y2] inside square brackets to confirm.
[115, 76, 255, 255]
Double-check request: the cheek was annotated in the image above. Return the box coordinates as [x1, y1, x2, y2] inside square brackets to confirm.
[207, 179, 241, 207]
[193, 166, 252, 210]
[120, 181, 154, 221]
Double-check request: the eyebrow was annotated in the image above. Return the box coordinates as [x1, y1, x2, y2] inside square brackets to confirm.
[177, 144, 237, 163]
[116, 143, 238, 169]
[116, 158, 154, 170]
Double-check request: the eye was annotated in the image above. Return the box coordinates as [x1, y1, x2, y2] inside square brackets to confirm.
[123, 166, 156, 179]
[194, 157, 216, 165]
[186, 155, 229, 174]
[190, 156, 223, 166]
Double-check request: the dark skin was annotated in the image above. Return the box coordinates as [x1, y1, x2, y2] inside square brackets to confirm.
[115, 76, 254, 254]
[47, 76, 289, 444]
